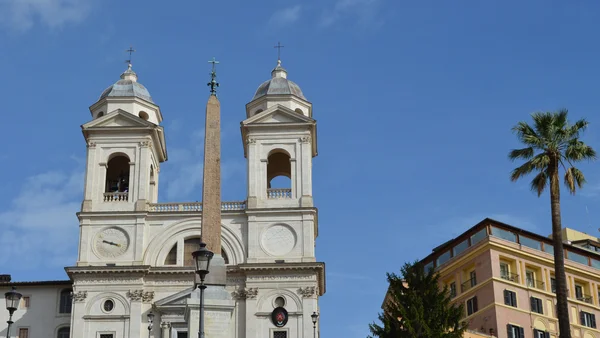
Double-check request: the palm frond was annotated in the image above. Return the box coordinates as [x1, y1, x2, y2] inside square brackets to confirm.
[508, 147, 534, 161]
[530, 171, 548, 196]
[511, 121, 544, 148]
[564, 167, 586, 194]
[565, 139, 597, 162]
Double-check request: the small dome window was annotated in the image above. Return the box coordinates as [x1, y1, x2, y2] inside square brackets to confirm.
[103, 299, 114, 312]
[96, 112, 105, 119]
[139, 111, 149, 121]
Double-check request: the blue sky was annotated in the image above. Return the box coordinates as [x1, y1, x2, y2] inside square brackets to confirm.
[2, 0, 600, 337]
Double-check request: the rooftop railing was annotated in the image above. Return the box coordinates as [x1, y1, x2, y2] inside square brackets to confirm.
[148, 201, 247, 212]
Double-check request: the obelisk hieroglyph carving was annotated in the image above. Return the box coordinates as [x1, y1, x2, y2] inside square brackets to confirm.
[201, 57, 226, 286]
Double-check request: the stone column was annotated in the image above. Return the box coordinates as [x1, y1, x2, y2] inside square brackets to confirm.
[160, 321, 171, 338]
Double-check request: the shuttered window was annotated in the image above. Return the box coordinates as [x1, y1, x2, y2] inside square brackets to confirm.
[580, 311, 597, 328]
[533, 329, 550, 338]
[466, 296, 478, 315]
[504, 290, 517, 307]
[18, 328, 28, 338]
[507, 324, 524, 338]
[530, 296, 543, 314]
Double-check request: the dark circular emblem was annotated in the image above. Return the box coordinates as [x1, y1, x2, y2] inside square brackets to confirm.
[271, 307, 288, 327]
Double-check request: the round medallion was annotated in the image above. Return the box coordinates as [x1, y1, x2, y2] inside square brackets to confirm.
[271, 307, 288, 328]
[261, 224, 296, 256]
[93, 227, 130, 258]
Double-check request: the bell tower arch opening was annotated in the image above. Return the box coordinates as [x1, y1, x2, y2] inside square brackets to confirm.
[267, 149, 291, 198]
[105, 154, 130, 201]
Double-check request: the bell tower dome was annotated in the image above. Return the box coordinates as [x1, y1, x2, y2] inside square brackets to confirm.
[89, 63, 163, 124]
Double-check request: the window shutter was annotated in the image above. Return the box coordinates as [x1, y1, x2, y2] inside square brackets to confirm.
[530, 297, 536, 312]
[592, 313, 596, 328]
[544, 332, 550, 338]
[580, 311, 585, 325]
[507, 324, 514, 338]
[504, 290, 511, 305]
[473, 296, 478, 312]
[518, 327, 525, 338]
[533, 329, 539, 337]
[538, 299, 543, 314]
[511, 291, 517, 306]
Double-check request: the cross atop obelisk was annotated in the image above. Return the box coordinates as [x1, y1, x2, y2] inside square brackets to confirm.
[200, 57, 223, 263]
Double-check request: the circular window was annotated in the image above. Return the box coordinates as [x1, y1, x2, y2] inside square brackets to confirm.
[274, 296, 286, 308]
[103, 299, 114, 312]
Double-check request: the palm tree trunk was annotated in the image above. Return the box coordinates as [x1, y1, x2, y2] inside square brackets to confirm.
[550, 156, 571, 338]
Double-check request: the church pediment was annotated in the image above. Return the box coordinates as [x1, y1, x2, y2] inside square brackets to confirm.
[82, 109, 155, 129]
[242, 105, 314, 126]
[154, 286, 196, 308]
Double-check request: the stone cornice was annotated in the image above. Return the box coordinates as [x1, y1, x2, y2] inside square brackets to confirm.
[235, 262, 326, 296]
[65, 265, 151, 277]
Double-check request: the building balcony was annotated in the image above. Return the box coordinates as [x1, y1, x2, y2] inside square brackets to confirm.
[461, 278, 477, 292]
[526, 278, 545, 290]
[500, 273, 519, 283]
[577, 295, 593, 304]
[267, 188, 292, 199]
[104, 192, 128, 202]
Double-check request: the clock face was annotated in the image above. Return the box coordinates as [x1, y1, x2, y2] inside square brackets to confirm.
[94, 227, 130, 258]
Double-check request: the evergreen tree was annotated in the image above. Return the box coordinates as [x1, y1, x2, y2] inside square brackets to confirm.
[369, 261, 466, 338]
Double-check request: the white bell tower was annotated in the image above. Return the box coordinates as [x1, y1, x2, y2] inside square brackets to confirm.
[241, 60, 317, 209]
[80, 64, 167, 213]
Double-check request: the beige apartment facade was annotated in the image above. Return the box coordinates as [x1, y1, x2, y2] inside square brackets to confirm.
[420, 218, 600, 338]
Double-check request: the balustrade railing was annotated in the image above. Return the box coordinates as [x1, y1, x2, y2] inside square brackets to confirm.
[267, 188, 292, 199]
[104, 192, 128, 202]
[148, 201, 247, 212]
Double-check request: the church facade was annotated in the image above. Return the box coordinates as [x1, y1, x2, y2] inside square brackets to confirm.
[0, 59, 325, 338]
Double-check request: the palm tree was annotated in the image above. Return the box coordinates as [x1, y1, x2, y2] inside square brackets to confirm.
[509, 110, 596, 338]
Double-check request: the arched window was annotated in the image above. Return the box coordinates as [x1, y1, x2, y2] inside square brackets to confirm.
[59, 289, 72, 314]
[164, 243, 177, 265]
[294, 108, 304, 115]
[105, 155, 130, 201]
[149, 165, 156, 202]
[139, 111, 149, 121]
[57, 327, 70, 338]
[267, 150, 291, 198]
[183, 238, 201, 267]
[96, 112, 105, 119]
[254, 109, 264, 116]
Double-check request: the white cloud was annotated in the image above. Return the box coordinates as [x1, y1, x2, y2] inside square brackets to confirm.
[269, 5, 302, 27]
[0, 168, 83, 271]
[0, 0, 93, 32]
[320, 0, 383, 29]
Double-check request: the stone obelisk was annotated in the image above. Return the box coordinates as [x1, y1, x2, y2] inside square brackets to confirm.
[201, 58, 225, 286]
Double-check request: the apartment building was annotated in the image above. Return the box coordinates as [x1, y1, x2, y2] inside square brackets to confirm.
[419, 218, 600, 338]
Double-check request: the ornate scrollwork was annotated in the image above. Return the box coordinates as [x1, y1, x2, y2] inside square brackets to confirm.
[71, 291, 87, 302]
[127, 289, 154, 302]
[232, 287, 258, 300]
[300, 136, 311, 143]
[246, 137, 256, 145]
[87, 142, 97, 148]
[139, 141, 151, 148]
[297, 286, 318, 298]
